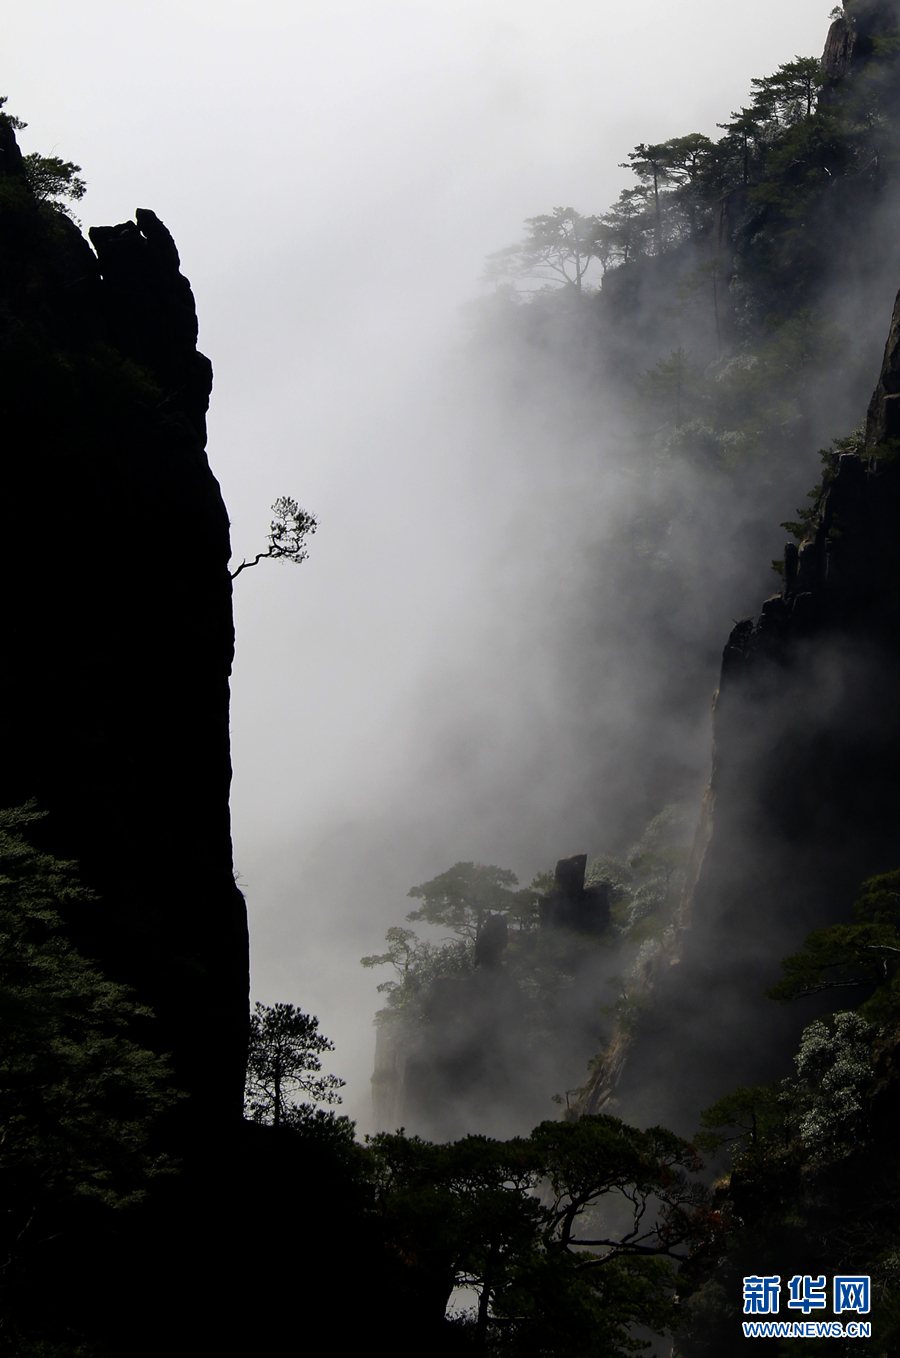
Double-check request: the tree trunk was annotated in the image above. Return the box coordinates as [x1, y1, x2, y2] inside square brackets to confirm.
[474, 1244, 496, 1352]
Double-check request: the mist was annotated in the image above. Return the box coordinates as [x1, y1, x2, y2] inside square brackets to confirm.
[5, 0, 879, 1135]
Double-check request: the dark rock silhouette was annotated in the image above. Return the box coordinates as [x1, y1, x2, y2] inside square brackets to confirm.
[474, 909, 509, 968]
[540, 853, 610, 933]
[0, 117, 393, 1358]
[0, 118, 247, 1125]
[89, 210, 214, 443]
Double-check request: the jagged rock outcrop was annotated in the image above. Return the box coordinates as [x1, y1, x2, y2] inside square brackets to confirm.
[539, 853, 610, 933]
[0, 118, 248, 1125]
[576, 288, 900, 1129]
[821, 13, 857, 87]
[820, 1, 900, 91]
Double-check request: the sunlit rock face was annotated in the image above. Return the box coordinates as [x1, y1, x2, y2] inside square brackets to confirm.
[580, 289, 900, 1133]
[0, 120, 248, 1124]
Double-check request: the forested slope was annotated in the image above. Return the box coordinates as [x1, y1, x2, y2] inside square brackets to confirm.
[474, 0, 900, 1124]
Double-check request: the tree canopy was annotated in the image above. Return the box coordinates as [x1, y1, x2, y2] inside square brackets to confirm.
[483, 207, 607, 292]
[22, 153, 86, 211]
[0, 805, 181, 1339]
[368, 1113, 713, 1354]
[0, 98, 87, 218]
[482, 41, 886, 309]
[766, 868, 900, 1024]
[750, 55, 824, 124]
[405, 861, 534, 942]
[676, 866, 900, 1353]
[244, 1001, 345, 1129]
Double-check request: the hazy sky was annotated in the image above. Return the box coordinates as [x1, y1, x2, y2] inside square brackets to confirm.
[6, 0, 835, 1127]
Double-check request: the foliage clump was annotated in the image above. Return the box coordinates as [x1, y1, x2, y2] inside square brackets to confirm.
[22, 152, 86, 215]
[486, 48, 845, 291]
[241, 994, 719, 1352]
[243, 1000, 353, 1145]
[766, 867, 900, 1025]
[367, 1112, 715, 1355]
[362, 807, 695, 1131]
[0, 805, 182, 1344]
[483, 207, 606, 294]
[0, 97, 87, 220]
[361, 861, 542, 1026]
[678, 868, 900, 1354]
[477, 27, 900, 491]
[593, 803, 691, 944]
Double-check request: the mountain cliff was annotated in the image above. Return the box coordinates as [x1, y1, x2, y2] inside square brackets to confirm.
[0, 115, 248, 1124]
[576, 288, 900, 1129]
[0, 113, 403, 1358]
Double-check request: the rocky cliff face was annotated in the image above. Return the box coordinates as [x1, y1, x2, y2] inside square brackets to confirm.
[0, 119, 247, 1123]
[821, 15, 857, 86]
[821, 0, 900, 109]
[573, 0, 900, 1130]
[821, 0, 900, 83]
[576, 291, 900, 1129]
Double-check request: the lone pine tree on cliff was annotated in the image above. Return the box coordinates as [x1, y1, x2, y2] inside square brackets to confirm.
[483, 207, 607, 292]
[229, 495, 318, 580]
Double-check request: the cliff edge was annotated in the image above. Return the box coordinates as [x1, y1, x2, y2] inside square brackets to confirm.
[0, 116, 248, 1123]
[576, 287, 900, 1129]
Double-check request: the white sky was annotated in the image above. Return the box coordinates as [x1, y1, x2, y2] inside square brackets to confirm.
[5, 0, 834, 1128]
